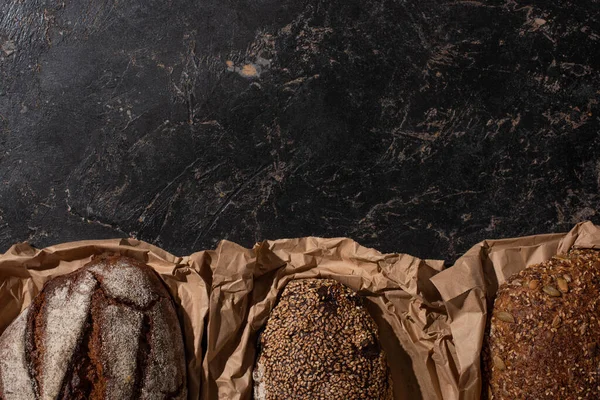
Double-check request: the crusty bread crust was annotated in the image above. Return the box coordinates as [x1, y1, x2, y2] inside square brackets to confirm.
[253, 279, 393, 400]
[0, 254, 187, 400]
[483, 249, 600, 399]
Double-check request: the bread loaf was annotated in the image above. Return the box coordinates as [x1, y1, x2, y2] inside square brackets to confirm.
[0, 254, 187, 400]
[253, 279, 393, 399]
[483, 249, 600, 399]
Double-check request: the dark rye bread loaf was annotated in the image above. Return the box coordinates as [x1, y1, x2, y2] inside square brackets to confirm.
[483, 249, 600, 399]
[253, 279, 393, 400]
[0, 255, 187, 400]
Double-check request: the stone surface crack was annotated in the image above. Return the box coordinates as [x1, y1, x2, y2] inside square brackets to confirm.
[192, 163, 272, 247]
[65, 189, 129, 236]
[137, 160, 225, 225]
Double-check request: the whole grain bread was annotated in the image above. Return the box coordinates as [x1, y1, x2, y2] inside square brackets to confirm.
[0, 254, 187, 400]
[253, 278, 393, 400]
[483, 249, 600, 399]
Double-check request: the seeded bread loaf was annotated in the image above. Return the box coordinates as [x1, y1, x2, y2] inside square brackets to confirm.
[253, 279, 393, 400]
[0, 254, 187, 400]
[483, 249, 600, 399]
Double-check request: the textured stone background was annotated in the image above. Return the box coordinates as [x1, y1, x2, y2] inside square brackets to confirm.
[1, 0, 599, 262]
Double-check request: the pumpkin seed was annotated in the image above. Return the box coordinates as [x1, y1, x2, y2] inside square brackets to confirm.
[496, 311, 515, 323]
[528, 279, 539, 290]
[543, 285, 561, 297]
[557, 277, 569, 293]
[588, 342, 597, 357]
[552, 315, 561, 328]
[493, 355, 506, 371]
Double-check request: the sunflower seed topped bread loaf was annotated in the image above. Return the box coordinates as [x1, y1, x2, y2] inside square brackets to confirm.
[483, 249, 600, 399]
[0, 254, 187, 400]
[253, 279, 393, 400]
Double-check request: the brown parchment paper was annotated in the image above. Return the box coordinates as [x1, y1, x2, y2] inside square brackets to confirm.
[431, 221, 600, 400]
[0, 238, 210, 400]
[202, 237, 461, 400]
[4, 225, 596, 400]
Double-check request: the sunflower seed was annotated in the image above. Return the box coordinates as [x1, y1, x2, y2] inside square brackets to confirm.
[552, 315, 561, 328]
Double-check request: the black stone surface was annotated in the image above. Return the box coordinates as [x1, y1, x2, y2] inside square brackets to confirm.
[0, 0, 599, 262]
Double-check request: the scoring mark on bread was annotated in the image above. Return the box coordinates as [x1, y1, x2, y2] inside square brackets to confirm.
[31, 271, 98, 400]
